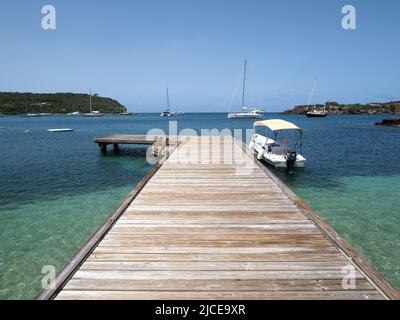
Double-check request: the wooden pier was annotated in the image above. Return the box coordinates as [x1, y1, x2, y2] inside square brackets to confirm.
[94, 134, 173, 155]
[38, 135, 399, 300]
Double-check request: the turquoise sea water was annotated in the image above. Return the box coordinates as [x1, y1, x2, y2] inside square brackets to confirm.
[0, 113, 399, 299]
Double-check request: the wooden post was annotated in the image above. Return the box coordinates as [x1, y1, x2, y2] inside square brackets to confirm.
[99, 143, 108, 154]
[113, 143, 120, 153]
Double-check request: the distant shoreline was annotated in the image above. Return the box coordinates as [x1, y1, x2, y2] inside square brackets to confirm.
[284, 101, 400, 115]
[2, 112, 400, 116]
[0, 92, 126, 115]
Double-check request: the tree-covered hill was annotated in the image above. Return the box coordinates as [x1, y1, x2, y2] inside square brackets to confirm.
[283, 101, 400, 115]
[0, 92, 126, 115]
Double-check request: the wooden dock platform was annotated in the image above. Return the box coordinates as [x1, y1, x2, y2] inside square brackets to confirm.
[94, 134, 174, 154]
[38, 135, 399, 300]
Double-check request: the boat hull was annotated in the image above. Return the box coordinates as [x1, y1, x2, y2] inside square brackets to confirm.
[250, 137, 306, 169]
[262, 155, 305, 168]
[160, 112, 172, 117]
[306, 113, 327, 118]
[228, 113, 263, 119]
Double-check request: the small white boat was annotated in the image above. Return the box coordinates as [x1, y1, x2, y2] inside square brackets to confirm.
[83, 111, 103, 117]
[23, 113, 42, 117]
[47, 128, 74, 132]
[249, 119, 306, 169]
[68, 111, 80, 116]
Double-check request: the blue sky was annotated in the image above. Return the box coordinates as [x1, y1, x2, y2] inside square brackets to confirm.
[0, 0, 399, 112]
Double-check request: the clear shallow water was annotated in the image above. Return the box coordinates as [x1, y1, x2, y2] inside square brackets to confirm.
[0, 113, 399, 298]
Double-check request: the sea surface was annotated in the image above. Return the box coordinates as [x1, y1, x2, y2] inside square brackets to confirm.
[0, 113, 399, 299]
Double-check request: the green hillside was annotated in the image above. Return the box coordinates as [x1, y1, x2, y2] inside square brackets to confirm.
[283, 101, 400, 115]
[0, 92, 126, 115]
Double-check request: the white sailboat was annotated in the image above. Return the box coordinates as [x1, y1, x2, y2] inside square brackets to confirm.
[68, 101, 80, 116]
[83, 88, 103, 117]
[160, 88, 175, 117]
[306, 78, 327, 118]
[228, 60, 263, 119]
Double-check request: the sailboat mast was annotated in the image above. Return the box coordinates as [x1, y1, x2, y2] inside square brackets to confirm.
[307, 78, 318, 110]
[241, 60, 247, 111]
[89, 87, 92, 113]
[166, 88, 170, 112]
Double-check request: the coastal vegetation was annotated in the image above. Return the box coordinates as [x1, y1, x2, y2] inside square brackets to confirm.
[0, 92, 126, 115]
[284, 101, 400, 115]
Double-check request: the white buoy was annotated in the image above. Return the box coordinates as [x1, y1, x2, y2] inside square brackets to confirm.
[257, 150, 264, 160]
[249, 141, 254, 149]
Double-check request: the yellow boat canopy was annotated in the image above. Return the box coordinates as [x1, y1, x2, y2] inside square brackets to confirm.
[254, 119, 302, 131]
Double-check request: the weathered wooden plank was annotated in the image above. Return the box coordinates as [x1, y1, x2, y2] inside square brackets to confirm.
[56, 290, 384, 300]
[122, 212, 306, 219]
[99, 240, 333, 248]
[71, 270, 366, 281]
[102, 233, 328, 242]
[126, 206, 299, 211]
[64, 278, 375, 292]
[79, 261, 351, 271]
[87, 253, 348, 263]
[92, 246, 341, 254]
[109, 226, 319, 235]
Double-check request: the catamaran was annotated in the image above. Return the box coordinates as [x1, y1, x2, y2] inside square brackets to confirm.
[161, 88, 175, 117]
[228, 60, 264, 119]
[249, 119, 306, 169]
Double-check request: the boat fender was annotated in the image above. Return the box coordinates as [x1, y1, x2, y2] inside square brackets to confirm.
[249, 141, 254, 149]
[257, 149, 264, 160]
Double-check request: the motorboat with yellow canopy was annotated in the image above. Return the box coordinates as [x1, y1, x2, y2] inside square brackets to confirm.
[249, 119, 306, 169]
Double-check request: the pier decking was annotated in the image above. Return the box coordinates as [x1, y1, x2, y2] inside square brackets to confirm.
[94, 134, 173, 154]
[39, 135, 399, 300]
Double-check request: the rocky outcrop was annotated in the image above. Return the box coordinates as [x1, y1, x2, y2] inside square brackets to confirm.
[375, 118, 400, 126]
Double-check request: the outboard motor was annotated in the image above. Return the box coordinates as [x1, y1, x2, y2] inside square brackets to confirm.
[285, 151, 297, 170]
